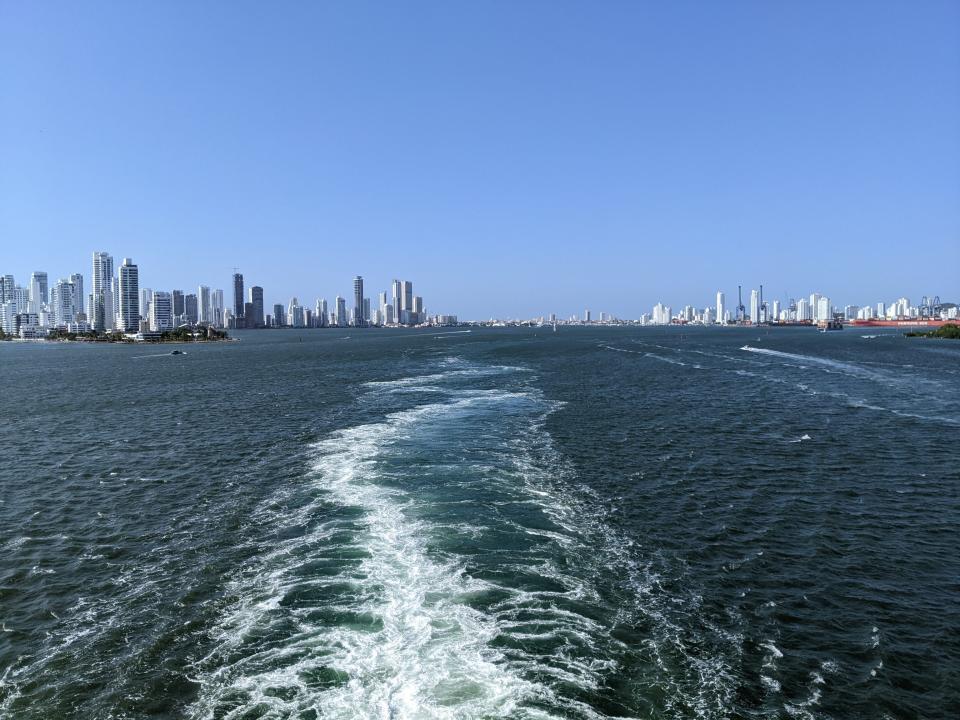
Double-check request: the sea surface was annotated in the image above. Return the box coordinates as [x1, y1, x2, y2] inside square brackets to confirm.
[1, 327, 958, 719]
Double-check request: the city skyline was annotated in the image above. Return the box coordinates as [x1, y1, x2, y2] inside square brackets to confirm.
[1, 248, 954, 338]
[2, 247, 957, 326]
[2, 2, 957, 318]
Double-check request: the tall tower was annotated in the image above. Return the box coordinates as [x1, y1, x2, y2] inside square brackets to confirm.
[69, 273, 84, 319]
[117, 258, 140, 332]
[233, 273, 245, 320]
[391, 280, 402, 325]
[91, 251, 115, 332]
[353, 276, 365, 327]
[750, 289, 760, 324]
[198, 285, 212, 324]
[30, 271, 49, 308]
[716, 291, 725, 325]
[249, 286, 264, 328]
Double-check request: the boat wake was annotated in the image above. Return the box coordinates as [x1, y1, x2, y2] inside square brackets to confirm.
[188, 360, 738, 719]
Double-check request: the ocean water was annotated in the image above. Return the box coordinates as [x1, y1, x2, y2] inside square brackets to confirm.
[1, 327, 958, 719]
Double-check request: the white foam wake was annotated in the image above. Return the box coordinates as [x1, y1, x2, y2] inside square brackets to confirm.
[189, 394, 564, 720]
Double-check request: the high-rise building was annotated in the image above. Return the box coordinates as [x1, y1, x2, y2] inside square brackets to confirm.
[232, 273, 244, 320]
[749, 289, 760, 324]
[140, 288, 152, 321]
[30, 271, 49, 309]
[211, 289, 224, 327]
[772, 299, 781, 322]
[172, 290, 185, 320]
[402, 281, 413, 317]
[198, 285, 212, 325]
[335, 295, 347, 327]
[716, 291, 725, 325]
[249, 286, 264, 328]
[363, 297, 371, 326]
[149, 291, 173, 331]
[584, 309, 591, 322]
[273, 303, 286, 327]
[185, 293, 198, 325]
[817, 296, 831, 322]
[91, 251, 115, 332]
[315, 298, 328, 328]
[0, 275, 12, 304]
[68, 273, 84, 320]
[353, 276, 365, 327]
[28, 274, 42, 313]
[809, 293, 821, 322]
[50, 278, 76, 327]
[0, 301, 15, 334]
[288, 297, 305, 328]
[117, 258, 140, 332]
[391, 280, 402, 324]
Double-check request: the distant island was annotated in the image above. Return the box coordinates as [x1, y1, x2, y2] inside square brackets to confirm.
[0, 326, 230, 343]
[905, 323, 960, 340]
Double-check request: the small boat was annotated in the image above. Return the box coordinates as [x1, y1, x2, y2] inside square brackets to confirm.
[170, 349, 185, 355]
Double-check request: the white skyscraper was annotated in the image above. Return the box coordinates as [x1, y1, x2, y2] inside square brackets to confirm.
[315, 298, 328, 327]
[198, 285, 212, 324]
[716, 291, 725, 325]
[29, 271, 48, 313]
[117, 258, 140, 332]
[391, 280, 402, 325]
[212, 289, 224, 327]
[817, 296, 831, 322]
[50, 278, 77, 327]
[750, 289, 760, 324]
[91, 251, 115, 331]
[69, 273, 84, 320]
[150, 291, 173, 331]
[772, 299, 781, 322]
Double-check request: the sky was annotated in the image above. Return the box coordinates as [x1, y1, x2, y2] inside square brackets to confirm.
[1, 0, 958, 319]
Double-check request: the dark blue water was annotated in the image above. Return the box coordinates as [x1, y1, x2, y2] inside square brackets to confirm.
[1, 327, 957, 719]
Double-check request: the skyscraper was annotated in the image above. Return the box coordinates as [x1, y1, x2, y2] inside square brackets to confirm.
[30, 271, 48, 308]
[28, 274, 42, 313]
[750, 289, 760, 324]
[140, 288, 152, 321]
[117, 258, 140, 332]
[233, 273, 244, 320]
[391, 279, 402, 325]
[716, 291, 725, 325]
[91, 251, 115, 332]
[50, 278, 76, 327]
[273, 303, 286, 327]
[402, 281, 413, 316]
[198, 285, 212, 325]
[0, 275, 11, 304]
[185, 294, 198, 325]
[249, 286, 264, 328]
[353, 276, 365, 327]
[68, 273, 84, 320]
[212, 289, 224, 327]
[315, 298, 328, 328]
[150, 291, 173, 331]
[335, 295, 346, 327]
[172, 290, 185, 320]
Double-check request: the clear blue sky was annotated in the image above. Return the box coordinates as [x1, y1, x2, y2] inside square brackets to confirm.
[2, 1, 958, 319]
